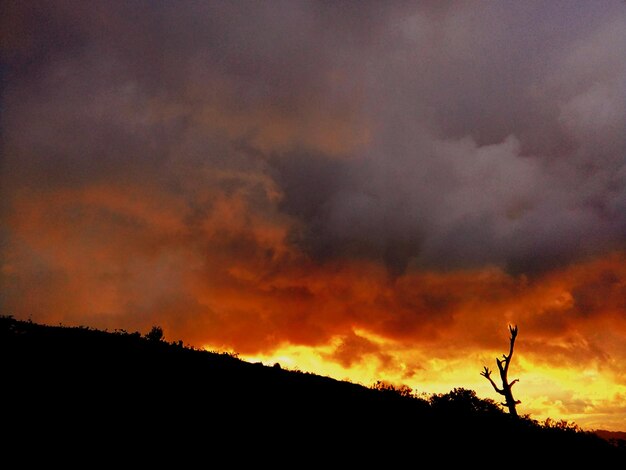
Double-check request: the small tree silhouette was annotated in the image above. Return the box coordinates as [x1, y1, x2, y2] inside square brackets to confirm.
[145, 325, 164, 342]
[481, 324, 521, 417]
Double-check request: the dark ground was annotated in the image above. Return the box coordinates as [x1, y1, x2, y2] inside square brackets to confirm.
[2, 316, 623, 464]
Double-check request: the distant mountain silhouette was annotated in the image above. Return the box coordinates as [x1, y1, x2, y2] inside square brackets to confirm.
[2, 316, 624, 463]
[594, 430, 626, 446]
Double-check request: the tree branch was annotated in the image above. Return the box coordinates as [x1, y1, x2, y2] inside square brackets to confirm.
[496, 358, 504, 374]
[487, 377, 504, 395]
[480, 366, 504, 394]
[504, 324, 518, 375]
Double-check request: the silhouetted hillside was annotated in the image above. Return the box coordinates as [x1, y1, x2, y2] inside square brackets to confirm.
[595, 430, 626, 447]
[2, 316, 623, 463]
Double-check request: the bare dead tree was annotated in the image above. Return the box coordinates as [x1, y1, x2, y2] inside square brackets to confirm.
[481, 324, 521, 417]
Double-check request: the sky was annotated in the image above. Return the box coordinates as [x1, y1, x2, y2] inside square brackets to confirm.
[1, 0, 626, 431]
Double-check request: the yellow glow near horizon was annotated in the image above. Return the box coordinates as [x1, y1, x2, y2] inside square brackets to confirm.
[234, 339, 626, 432]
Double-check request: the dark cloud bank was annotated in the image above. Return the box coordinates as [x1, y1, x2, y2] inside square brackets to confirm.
[2, 0, 625, 281]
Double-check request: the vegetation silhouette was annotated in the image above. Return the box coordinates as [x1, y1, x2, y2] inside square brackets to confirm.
[481, 324, 521, 416]
[1, 316, 623, 463]
[145, 325, 165, 342]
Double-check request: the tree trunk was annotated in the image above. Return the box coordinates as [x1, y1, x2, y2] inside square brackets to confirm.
[481, 325, 520, 417]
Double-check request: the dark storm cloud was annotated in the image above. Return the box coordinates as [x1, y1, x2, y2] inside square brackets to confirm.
[1, 0, 625, 292]
[268, 1, 626, 275]
[1, 0, 382, 190]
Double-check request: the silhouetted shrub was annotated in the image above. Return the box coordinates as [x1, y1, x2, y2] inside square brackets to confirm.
[543, 418, 581, 432]
[430, 387, 503, 416]
[145, 326, 164, 342]
[371, 380, 414, 398]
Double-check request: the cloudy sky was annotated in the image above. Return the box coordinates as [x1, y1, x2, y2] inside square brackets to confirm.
[2, 1, 626, 430]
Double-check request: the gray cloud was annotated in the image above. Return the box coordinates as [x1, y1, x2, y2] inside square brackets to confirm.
[1, 0, 625, 284]
[268, 1, 626, 275]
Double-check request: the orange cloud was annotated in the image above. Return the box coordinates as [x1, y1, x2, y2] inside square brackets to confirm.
[3, 177, 626, 430]
[6, 181, 626, 365]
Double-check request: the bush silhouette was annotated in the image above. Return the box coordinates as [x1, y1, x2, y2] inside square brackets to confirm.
[430, 387, 503, 416]
[145, 325, 164, 342]
[371, 380, 415, 398]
